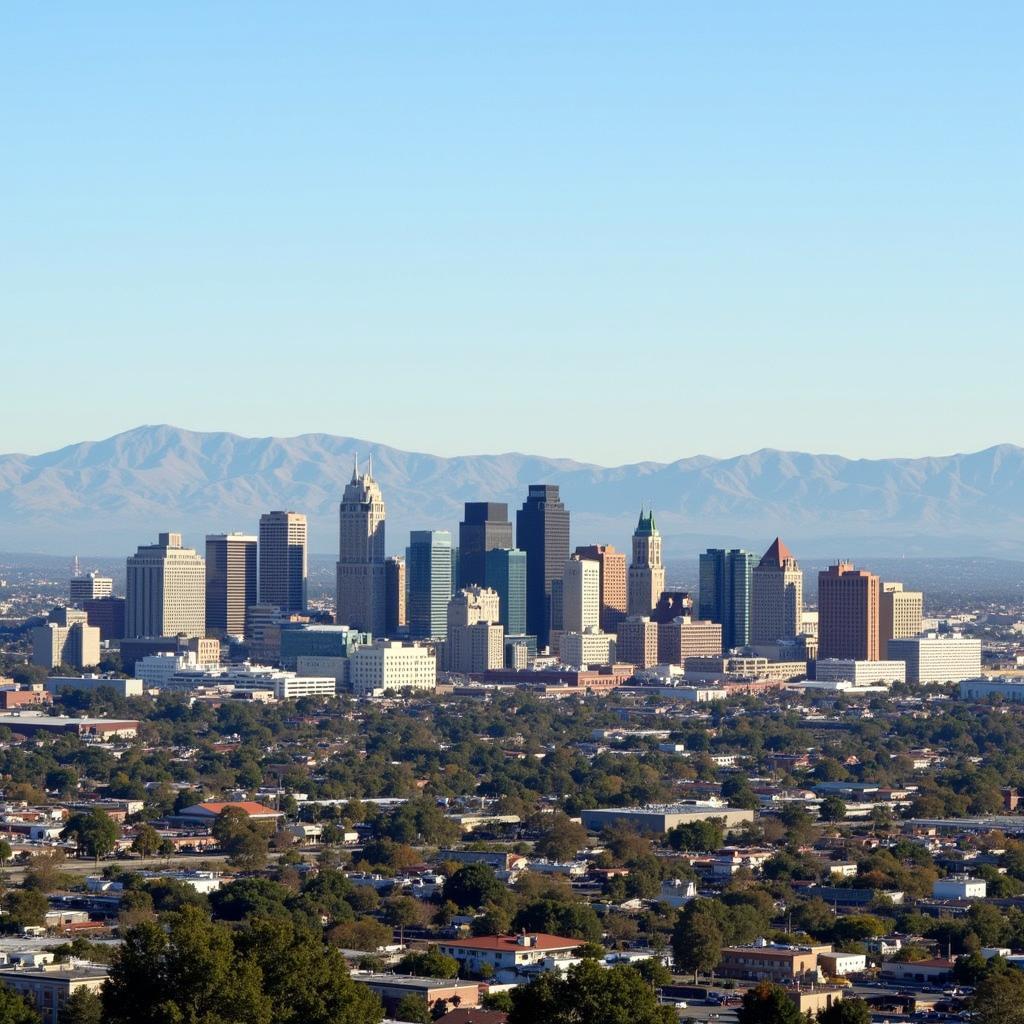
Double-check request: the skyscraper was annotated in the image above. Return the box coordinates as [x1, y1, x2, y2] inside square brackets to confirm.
[336, 457, 387, 635]
[627, 509, 665, 618]
[575, 544, 627, 633]
[516, 484, 570, 648]
[751, 537, 803, 643]
[484, 548, 527, 636]
[458, 503, 513, 588]
[879, 581, 923, 659]
[126, 532, 206, 639]
[258, 511, 307, 614]
[205, 533, 257, 637]
[561, 555, 600, 634]
[408, 530, 453, 640]
[698, 548, 755, 651]
[818, 562, 881, 661]
[385, 555, 406, 636]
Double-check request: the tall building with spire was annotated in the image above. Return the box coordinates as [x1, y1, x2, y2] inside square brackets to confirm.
[627, 509, 665, 617]
[336, 455, 387, 636]
[751, 537, 803, 643]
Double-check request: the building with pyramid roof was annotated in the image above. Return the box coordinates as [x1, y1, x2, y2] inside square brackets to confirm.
[751, 536, 803, 643]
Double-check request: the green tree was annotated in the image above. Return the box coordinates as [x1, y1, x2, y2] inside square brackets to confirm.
[671, 900, 723, 980]
[393, 994, 431, 1023]
[62, 809, 119, 862]
[103, 905, 274, 1024]
[2, 889, 49, 928]
[736, 982, 804, 1024]
[667, 818, 724, 852]
[817, 998, 871, 1024]
[131, 824, 162, 859]
[396, 947, 459, 979]
[974, 968, 1024, 1024]
[58, 988, 104, 1024]
[819, 797, 847, 822]
[0, 983, 38, 1024]
[234, 915, 384, 1024]
[212, 808, 270, 870]
[508, 960, 675, 1024]
[534, 812, 590, 861]
[442, 863, 505, 909]
[0, 840, 11, 884]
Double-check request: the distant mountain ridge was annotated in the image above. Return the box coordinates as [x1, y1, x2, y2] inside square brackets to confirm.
[2, 425, 1023, 558]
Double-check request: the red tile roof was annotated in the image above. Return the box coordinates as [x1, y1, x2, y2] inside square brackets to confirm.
[190, 801, 281, 817]
[441, 933, 584, 952]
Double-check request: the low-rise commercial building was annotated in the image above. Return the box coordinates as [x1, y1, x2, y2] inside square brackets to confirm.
[814, 659, 905, 686]
[436, 933, 584, 976]
[350, 641, 436, 696]
[933, 877, 986, 899]
[355, 975, 480, 1015]
[0, 962, 109, 1023]
[45, 674, 144, 698]
[889, 634, 982, 684]
[580, 804, 754, 834]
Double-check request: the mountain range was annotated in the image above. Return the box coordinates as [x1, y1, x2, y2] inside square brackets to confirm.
[2, 425, 1024, 559]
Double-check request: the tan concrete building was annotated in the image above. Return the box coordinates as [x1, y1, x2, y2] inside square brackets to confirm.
[0, 962, 109, 1024]
[657, 616, 723, 664]
[69, 572, 112, 605]
[818, 562, 880, 661]
[718, 941, 828, 983]
[31, 607, 100, 670]
[561, 555, 600, 634]
[350, 640, 436, 696]
[880, 581, 923, 658]
[561, 627, 617, 667]
[617, 615, 659, 668]
[446, 586, 504, 673]
[751, 537, 803, 642]
[336, 457, 387, 635]
[575, 544, 627, 633]
[627, 509, 665, 617]
[126, 532, 206, 639]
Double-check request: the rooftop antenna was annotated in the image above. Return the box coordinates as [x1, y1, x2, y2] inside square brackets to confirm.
[72, 554, 80, 578]
[367, 452, 373, 479]
[352, 453, 358, 481]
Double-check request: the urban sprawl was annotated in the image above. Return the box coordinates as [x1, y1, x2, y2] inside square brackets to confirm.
[1, 464, 1024, 1024]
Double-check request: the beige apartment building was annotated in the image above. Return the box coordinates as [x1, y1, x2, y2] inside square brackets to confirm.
[657, 616, 723, 664]
[617, 615, 659, 668]
[126, 532, 206, 639]
[446, 586, 504, 673]
[574, 544, 627, 633]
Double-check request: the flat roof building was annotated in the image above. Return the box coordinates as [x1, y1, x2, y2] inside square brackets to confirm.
[889, 633, 982, 684]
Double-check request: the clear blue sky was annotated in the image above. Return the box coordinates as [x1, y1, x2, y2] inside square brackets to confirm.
[4, 3, 1021, 463]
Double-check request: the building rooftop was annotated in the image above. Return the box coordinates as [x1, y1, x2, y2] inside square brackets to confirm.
[441, 933, 583, 952]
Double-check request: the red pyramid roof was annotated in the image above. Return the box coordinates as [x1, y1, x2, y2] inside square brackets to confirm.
[759, 536, 794, 567]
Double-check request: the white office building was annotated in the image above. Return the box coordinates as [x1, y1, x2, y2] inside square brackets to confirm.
[814, 659, 906, 686]
[887, 633, 982, 684]
[45, 674, 144, 698]
[350, 641, 436, 696]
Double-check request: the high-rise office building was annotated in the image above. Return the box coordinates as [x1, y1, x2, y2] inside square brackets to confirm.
[126, 532, 205, 639]
[385, 555, 406, 636]
[336, 458, 387, 635]
[627, 509, 665, 617]
[657, 617, 723, 664]
[575, 544, 627, 633]
[751, 537, 803, 643]
[818, 562, 881, 661]
[616, 615, 659, 669]
[879, 582, 923, 659]
[446, 586, 504, 673]
[408, 530, 453, 640]
[458, 503, 513, 588]
[258, 511, 307, 614]
[698, 548, 755, 651]
[516, 484, 570, 648]
[205, 533, 257, 637]
[69, 572, 112, 606]
[31, 607, 100, 670]
[83, 597, 126, 641]
[484, 548, 527, 636]
[561, 555, 600, 634]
